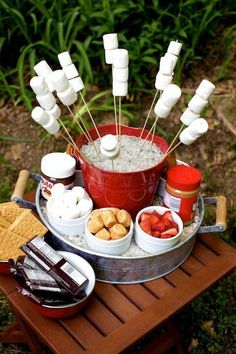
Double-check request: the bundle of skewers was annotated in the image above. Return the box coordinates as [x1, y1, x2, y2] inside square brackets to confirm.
[30, 33, 215, 172]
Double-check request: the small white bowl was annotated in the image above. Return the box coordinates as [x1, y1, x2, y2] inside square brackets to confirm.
[47, 198, 93, 236]
[85, 210, 133, 256]
[135, 206, 183, 254]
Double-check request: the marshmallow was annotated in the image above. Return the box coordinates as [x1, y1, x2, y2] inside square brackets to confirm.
[57, 86, 77, 105]
[195, 79, 215, 100]
[101, 134, 118, 151]
[31, 107, 50, 125]
[105, 49, 119, 64]
[63, 190, 78, 207]
[48, 203, 64, 218]
[61, 206, 81, 220]
[160, 84, 181, 108]
[159, 56, 174, 76]
[154, 99, 171, 118]
[113, 49, 129, 68]
[100, 144, 120, 159]
[167, 41, 182, 56]
[51, 183, 66, 200]
[72, 186, 89, 201]
[43, 115, 60, 134]
[188, 118, 208, 138]
[45, 78, 54, 92]
[78, 199, 92, 216]
[164, 53, 178, 68]
[58, 51, 73, 67]
[179, 128, 196, 145]
[69, 77, 84, 92]
[30, 76, 48, 96]
[103, 33, 119, 50]
[36, 92, 56, 110]
[34, 60, 53, 77]
[46, 104, 61, 120]
[180, 107, 200, 126]
[63, 64, 79, 80]
[155, 72, 173, 91]
[188, 94, 208, 114]
[112, 66, 129, 82]
[112, 81, 128, 97]
[49, 70, 70, 92]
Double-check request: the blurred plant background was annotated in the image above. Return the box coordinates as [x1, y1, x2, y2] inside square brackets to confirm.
[0, 0, 236, 353]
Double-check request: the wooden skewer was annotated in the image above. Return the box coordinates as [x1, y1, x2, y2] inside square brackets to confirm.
[58, 118, 77, 151]
[164, 140, 182, 158]
[113, 96, 118, 136]
[111, 160, 114, 172]
[164, 123, 185, 157]
[139, 90, 159, 139]
[135, 116, 160, 158]
[118, 96, 122, 139]
[67, 105, 91, 143]
[79, 92, 101, 139]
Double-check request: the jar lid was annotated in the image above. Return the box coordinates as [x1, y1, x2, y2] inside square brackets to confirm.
[41, 152, 76, 178]
[166, 165, 201, 191]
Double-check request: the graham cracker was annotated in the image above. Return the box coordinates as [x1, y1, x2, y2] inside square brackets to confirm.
[2, 206, 25, 223]
[0, 215, 11, 229]
[9, 210, 48, 239]
[0, 230, 26, 260]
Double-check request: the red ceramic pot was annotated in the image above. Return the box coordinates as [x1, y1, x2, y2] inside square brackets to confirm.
[75, 124, 169, 218]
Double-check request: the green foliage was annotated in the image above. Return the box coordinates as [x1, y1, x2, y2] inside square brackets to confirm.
[0, 0, 235, 106]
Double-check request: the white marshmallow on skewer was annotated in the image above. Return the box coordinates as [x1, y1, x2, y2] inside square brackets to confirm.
[187, 118, 208, 138]
[195, 79, 215, 100]
[63, 190, 78, 207]
[112, 80, 128, 97]
[30, 76, 48, 96]
[36, 92, 56, 110]
[180, 107, 200, 126]
[43, 114, 60, 135]
[105, 48, 119, 64]
[69, 77, 84, 92]
[100, 134, 120, 159]
[72, 186, 89, 201]
[159, 56, 175, 76]
[179, 128, 196, 145]
[103, 33, 119, 50]
[58, 51, 73, 67]
[112, 66, 129, 82]
[34, 60, 54, 92]
[167, 41, 182, 56]
[57, 85, 77, 106]
[154, 99, 171, 118]
[78, 199, 93, 216]
[164, 53, 178, 68]
[100, 145, 120, 159]
[155, 72, 173, 90]
[31, 106, 50, 125]
[63, 64, 79, 80]
[113, 49, 129, 68]
[160, 84, 182, 108]
[188, 94, 208, 114]
[46, 104, 61, 120]
[49, 70, 70, 93]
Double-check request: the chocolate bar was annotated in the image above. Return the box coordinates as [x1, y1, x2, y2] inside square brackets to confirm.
[21, 237, 88, 295]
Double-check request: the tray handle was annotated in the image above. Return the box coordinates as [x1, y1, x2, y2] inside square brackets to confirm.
[198, 196, 227, 233]
[11, 170, 41, 210]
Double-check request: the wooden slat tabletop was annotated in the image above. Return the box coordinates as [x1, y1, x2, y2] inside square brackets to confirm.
[1, 233, 235, 354]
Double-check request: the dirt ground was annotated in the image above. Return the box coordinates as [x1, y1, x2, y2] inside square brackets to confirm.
[0, 72, 235, 226]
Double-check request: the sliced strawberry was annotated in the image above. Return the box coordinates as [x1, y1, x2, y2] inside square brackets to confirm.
[149, 214, 160, 226]
[139, 220, 152, 235]
[171, 221, 179, 230]
[152, 230, 161, 238]
[151, 220, 166, 233]
[161, 228, 178, 236]
[160, 234, 172, 239]
[161, 210, 173, 222]
[140, 212, 151, 222]
[162, 218, 173, 227]
[151, 210, 162, 219]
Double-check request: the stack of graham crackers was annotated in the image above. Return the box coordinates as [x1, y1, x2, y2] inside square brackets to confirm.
[0, 202, 48, 260]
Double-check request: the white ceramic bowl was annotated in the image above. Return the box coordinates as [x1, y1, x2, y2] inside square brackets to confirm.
[135, 206, 183, 254]
[85, 210, 133, 256]
[47, 198, 93, 236]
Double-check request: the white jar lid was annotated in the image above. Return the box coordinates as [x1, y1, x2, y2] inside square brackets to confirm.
[41, 152, 76, 178]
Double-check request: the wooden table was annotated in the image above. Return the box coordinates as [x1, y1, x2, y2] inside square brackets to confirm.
[1, 189, 236, 353]
[1, 231, 236, 354]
